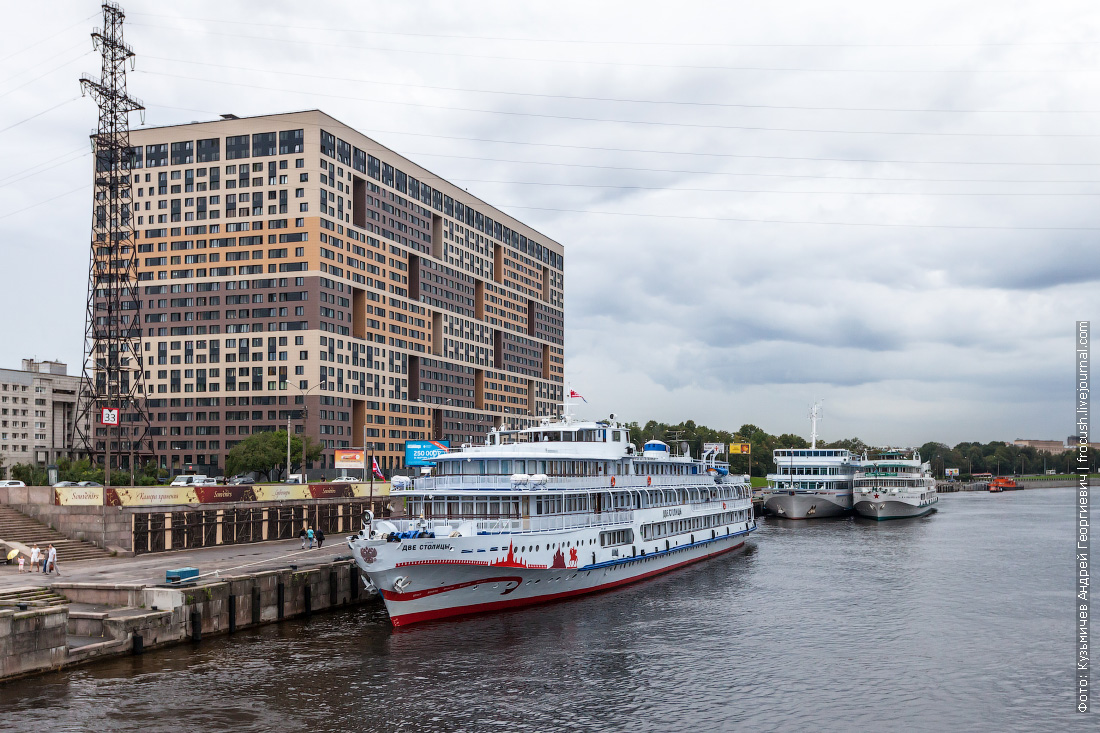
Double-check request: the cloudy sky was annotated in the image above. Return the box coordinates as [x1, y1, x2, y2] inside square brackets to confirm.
[1, 0, 1096, 446]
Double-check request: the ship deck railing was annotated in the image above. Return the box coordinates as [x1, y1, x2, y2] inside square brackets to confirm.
[405, 474, 743, 493]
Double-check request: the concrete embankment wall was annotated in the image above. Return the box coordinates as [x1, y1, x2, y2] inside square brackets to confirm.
[0, 484, 385, 556]
[0, 559, 374, 682]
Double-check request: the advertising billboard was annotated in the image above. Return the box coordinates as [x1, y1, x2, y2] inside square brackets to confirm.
[945, 468, 960, 477]
[405, 440, 450, 466]
[729, 442, 752, 455]
[334, 448, 365, 469]
[703, 442, 725, 454]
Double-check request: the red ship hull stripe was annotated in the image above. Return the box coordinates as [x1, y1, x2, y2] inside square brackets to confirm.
[387, 540, 745, 627]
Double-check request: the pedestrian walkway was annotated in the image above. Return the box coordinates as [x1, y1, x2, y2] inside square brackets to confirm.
[0, 536, 353, 591]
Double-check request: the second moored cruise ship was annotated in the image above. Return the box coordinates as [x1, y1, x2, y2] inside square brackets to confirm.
[761, 402, 857, 519]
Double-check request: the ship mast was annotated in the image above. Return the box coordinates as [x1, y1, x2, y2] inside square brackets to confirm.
[809, 400, 823, 449]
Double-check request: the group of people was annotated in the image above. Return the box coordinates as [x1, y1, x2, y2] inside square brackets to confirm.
[299, 525, 325, 550]
[15, 543, 59, 575]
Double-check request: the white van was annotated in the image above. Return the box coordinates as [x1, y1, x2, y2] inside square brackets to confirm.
[170, 474, 207, 487]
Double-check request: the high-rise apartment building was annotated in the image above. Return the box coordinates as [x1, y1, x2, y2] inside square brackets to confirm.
[111, 110, 564, 475]
[0, 359, 88, 476]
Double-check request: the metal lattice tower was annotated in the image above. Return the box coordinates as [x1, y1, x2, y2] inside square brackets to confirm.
[74, 2, 151, 484]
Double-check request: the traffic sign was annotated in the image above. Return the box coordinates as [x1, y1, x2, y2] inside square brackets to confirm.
[99, 408, 119, 425]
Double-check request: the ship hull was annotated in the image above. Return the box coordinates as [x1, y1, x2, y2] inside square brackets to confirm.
[763, 492, 852, 519]
[358, 529, 751, 626]
[853, 497, 937, 520]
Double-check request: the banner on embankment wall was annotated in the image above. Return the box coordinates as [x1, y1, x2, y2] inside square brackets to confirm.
[96, 482, 391, 506]
[54, 487, 105, 506]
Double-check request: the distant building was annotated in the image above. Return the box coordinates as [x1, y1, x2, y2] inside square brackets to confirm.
[1013, 439, 1070, 454]
[0, 359, 90, 477]
[1065, 436, 1100, 451]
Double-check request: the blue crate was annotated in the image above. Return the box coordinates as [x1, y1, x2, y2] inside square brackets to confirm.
[166, 567, 199, 583]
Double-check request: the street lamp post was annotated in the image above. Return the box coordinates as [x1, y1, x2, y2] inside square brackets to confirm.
[286, 380, 326, 481]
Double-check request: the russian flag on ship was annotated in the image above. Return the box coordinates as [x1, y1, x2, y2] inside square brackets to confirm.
[372, 456, 385, 479]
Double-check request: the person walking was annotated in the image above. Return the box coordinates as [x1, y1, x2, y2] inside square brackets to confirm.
[46, 544, 59, 576]
[17, 555, 25, 573]
[299, 526, 307, 550]
[29, 544, 40, 573]
[315, 527, 325, 548]
[306, 526, 315, 549]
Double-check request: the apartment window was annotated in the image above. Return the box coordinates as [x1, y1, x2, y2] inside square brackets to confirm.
[197, 138, 220, 162]
[170, 141, 194, 165]
[279, 129, 304, 154]
[146, 143, 168, 168]
[226, 135, 250, 160]
[252, 132, 277, 157]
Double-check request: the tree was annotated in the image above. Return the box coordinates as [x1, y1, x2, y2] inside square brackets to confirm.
[225, 430, 325, 481]
[226, 430, 285, 481]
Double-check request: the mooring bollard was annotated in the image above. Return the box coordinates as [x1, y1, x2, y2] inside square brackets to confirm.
[228, 594, 237, 634]
[304, 584, 312, 616]
[132, 634, 144, 655]
[190, 610, 201, 642]
[277, 582, 285, 619]
[329, 569, 338, 607]
[251, 586, 261, 625]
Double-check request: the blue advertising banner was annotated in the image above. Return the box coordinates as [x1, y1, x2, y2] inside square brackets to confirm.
[405, 439, 451, 466]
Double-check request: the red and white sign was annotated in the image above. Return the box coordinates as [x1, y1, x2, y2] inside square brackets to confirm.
[99, 408, 119, 425]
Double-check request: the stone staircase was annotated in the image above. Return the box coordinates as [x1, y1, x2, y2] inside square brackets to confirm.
[0, 505, 112, 562]
[0, 585, 70, 609]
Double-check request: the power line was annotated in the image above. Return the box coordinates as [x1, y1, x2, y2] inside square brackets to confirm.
[496, 204, 1100, 231]
[136, 70, 1100, 138]
[355, 127, 1100, 168]
[0, 183, 89, 222]
[446, 176, 1100, 196]
[0, 50, 94, 100]
[127, 21, 1100, 74]
[400, 150, 1100, 184]
[0, 97, 80, 135]
[0, 144, 89, 186]
[0, 13, 97, 63]
[126, 12, 1100, 50]
[0, 150, 90, 190]
[141, 55, 1100, 115]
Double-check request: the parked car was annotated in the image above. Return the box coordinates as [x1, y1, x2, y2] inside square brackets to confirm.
[170, 474, 207, 487]
[77, 481, 103, 487]
[195, 478, 220, 486]
[52, 481, 77, 488]
[332, 475, 358, 483]
[0, 480, 26, 487]
[211, 476, 227, 485]
[228, 476, 254, 485]
[282, 477, 303, 484]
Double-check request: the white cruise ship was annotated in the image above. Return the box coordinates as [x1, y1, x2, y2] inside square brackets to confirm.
[761, 403, 857, 519]
[853, 448, 938, 520]
[348, 408, 756, 626]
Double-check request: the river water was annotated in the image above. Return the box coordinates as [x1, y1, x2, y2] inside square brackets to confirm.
[0, 488, 1089, 732]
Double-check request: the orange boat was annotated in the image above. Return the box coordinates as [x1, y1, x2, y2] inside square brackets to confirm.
[989, 477, 1018, 492]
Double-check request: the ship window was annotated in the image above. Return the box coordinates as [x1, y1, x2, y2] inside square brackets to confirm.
[487, 459, 499, 474]
[515, 460, 526, 473]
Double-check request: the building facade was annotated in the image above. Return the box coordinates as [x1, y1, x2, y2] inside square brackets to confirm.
[1013, 439, 1070, 454]
[107, 110, 564, 475]
[0, 360, 88, 476]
